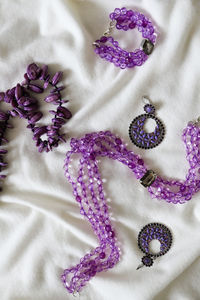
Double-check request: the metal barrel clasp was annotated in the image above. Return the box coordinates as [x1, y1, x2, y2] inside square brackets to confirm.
[140, 170, 157, 187]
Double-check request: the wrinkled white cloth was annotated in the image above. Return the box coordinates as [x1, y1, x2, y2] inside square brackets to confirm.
[0, 0, 200, 299]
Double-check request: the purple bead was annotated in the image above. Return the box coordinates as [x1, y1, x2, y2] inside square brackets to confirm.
[99, 252, 106, 259]
[100, 36, 108, 43]
[27, 63, 41, 80]
[4, 90, 12, 103]
[144, 104, 155, 114]
[57, 106, 72, 119]
[138, 159, 144, 165]
[52, 117, 66, 125]
[28, 84, 43, 93]
[0, 149, 7, 154]
[9, 110, 18, 117]
[17, 96, 26, 106]
[39, 65, 48, 80]
[127, 10, 133, 17]
[15, 84, 23, 100]
[43, 75, 50, 89]
[51, 86, 65, 93]
[0, 174, 6, 179]
[13, 108, 27, 118]
[51, 71, 63, 86]
[76, 196, 81, 202]
[22, 73, 30, 86]
[49, 110, 57, 115]
[11, 99, 18, 108]
[0, 162, 8, 167]
[45, 93, 60, 103]
[23, 97, 37, 106]
[33, 126, 47, 138]
[105, 225, 112, 232]
[29, 112, 43, 124]
[47, 130, 58, 137]
[128, 162, 136, 169]
[23, 104, 38, 112]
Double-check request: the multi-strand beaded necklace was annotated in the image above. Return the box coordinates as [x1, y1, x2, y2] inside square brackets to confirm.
[61, 120, 200, 293]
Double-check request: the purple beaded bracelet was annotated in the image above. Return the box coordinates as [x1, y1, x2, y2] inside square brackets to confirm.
[61, 119, 200, 293]
[93, 7, 157, 69]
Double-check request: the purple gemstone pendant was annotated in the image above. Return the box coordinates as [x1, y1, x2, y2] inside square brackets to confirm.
[137, 223, 172, 270]
[129, 98, 165, 149]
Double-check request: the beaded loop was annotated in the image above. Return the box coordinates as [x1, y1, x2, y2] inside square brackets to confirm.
[93, 7, 157, 69]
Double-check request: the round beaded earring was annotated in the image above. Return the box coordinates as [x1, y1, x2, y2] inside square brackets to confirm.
[137, 223, 172, 269]
[129, 97, 165, 149]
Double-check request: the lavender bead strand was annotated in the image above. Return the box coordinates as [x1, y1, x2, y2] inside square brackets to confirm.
[61, 132, 122, 293]
[61, 131, 148, 293]
[93, 7, 157, 69]
[62, 124, 200, 293]
[148, 122, 200, 203]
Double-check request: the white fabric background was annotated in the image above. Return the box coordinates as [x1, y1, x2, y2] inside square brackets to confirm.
[0, 0, 200, 299]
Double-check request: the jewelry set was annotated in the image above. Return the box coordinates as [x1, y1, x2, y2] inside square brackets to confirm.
[0, 6, 197, 295]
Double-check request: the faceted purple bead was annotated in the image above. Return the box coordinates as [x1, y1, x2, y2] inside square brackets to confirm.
[99, 252, 106, 259]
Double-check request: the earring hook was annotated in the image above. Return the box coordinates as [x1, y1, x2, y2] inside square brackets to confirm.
[142, 96, 151, 105]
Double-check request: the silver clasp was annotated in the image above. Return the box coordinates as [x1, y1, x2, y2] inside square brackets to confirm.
[73, 291, 80, 297]
[140, 170, 157, 187]
[194, 116, 200, 126]
[142, 96, 151, 105]
[92, 41, 101, 47]
[92, 20, 116, 48]
[103, 20, 116, 36]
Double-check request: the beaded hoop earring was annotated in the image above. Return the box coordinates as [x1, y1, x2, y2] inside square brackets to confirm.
[129, 97, 165, 149]
[137, 223, 172, 269]
[93, 7, 157, 69]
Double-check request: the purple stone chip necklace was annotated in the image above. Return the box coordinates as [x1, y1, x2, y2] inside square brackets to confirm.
[61, 121, 200, 293]
[93, 7, 157, 69]
[0, 63, 72, 189]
